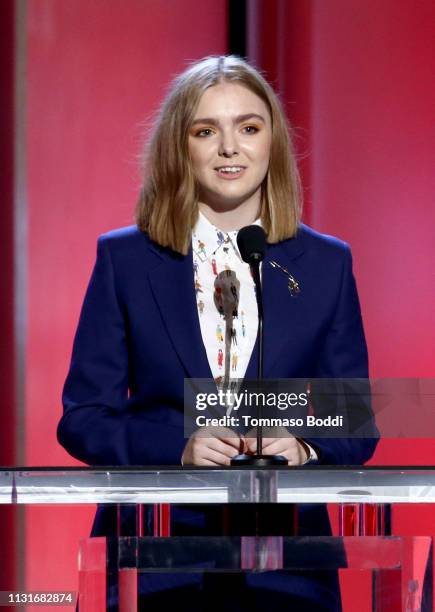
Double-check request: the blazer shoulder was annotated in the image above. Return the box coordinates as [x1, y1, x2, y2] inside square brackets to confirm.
[98, 224, 146, 246]
[92, 226, 170, 279]
[297, 223, 351, 257]
[95, 225, 182, 280]
[97, 225, 159, 257]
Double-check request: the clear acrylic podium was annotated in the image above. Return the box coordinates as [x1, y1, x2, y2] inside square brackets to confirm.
[1, 466, 434, 611]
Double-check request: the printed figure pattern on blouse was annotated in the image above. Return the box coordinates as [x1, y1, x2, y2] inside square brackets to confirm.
[192, 212, 259, 408]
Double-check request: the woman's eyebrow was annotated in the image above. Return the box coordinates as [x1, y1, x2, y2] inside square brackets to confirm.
[191, 113, 266, 126]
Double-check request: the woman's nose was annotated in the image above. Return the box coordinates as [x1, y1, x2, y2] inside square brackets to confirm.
[218, 131, 238, 157]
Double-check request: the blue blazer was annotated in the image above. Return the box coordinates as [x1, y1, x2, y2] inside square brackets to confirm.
[58, 223, 378, 535]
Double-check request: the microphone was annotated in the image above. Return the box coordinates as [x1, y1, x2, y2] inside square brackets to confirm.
[237, 225, 267, 264]
[231, 225, 287, 466]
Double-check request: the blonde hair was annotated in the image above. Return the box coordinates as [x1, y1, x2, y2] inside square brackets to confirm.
[136, 55, 302, 255]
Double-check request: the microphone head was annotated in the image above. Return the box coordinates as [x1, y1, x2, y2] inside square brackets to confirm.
[237, 225, 267, 264]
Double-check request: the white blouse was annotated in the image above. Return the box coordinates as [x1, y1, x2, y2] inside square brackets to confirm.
[192, 211, 260, 391]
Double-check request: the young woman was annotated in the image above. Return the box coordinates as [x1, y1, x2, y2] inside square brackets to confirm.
[58, 56, 377, 611]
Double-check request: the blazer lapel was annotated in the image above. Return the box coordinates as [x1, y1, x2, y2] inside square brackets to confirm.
[147, 244, 214, 380]
[244, 232, 305, 380]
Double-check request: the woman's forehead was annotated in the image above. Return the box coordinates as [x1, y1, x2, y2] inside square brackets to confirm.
[194, 82, 270, 121]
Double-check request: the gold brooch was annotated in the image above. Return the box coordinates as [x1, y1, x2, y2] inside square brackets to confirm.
[270, 260, 301, 296]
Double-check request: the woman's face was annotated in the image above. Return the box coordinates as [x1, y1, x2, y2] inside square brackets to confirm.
[188, 82, 272, 212]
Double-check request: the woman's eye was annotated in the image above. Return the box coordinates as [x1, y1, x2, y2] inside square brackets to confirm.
[242, 125, 259, 134]
[196, 128, 214, 137]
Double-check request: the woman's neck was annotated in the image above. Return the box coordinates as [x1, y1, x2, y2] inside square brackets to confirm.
[198, 199, 260, 232]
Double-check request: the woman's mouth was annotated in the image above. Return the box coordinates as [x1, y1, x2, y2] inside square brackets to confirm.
[214, 166, 246, 180]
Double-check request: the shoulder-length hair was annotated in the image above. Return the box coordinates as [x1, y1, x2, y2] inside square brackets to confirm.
[136, 55, 302, 255]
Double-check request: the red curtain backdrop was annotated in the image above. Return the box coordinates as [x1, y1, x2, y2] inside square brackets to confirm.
[24, 0, 227, 600]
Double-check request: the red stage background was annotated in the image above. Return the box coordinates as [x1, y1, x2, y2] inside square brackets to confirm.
[2, 0, 434, 609]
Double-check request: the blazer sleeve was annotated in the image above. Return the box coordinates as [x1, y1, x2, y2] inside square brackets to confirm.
[303, 244, 379, 465]
[57, 236, 186, 466]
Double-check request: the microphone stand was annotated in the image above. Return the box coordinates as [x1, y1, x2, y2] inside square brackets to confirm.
[224, 227, 297, 540]
[231, 253, 287, 467]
